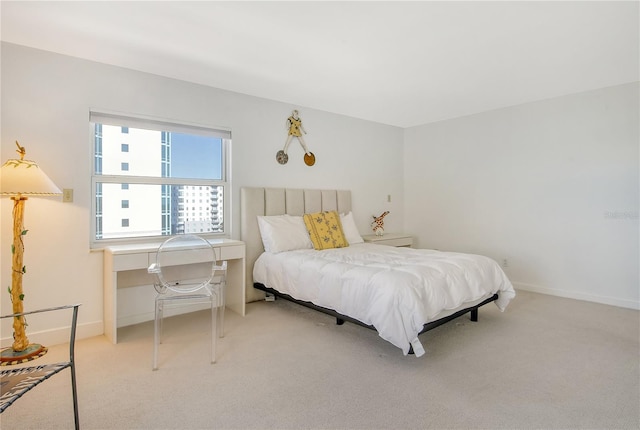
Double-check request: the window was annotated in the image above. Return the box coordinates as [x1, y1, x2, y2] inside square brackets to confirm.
[90, 112, 230, 245]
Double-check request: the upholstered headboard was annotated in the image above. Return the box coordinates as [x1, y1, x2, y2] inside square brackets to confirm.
[240, 187, 352, 302]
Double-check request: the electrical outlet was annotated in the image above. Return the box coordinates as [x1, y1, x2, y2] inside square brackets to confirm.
[63, 188, 74, 203]
[387, 194, 391, 203]
[502, 258, 509, 268]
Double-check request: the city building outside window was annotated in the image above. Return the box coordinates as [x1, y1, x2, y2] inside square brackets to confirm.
[90, 111, 230, 246]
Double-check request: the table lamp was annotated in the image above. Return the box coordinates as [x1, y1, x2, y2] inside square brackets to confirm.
[0, 141, 61, 364]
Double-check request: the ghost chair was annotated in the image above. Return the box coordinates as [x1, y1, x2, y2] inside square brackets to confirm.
[148, 234, 227, 370]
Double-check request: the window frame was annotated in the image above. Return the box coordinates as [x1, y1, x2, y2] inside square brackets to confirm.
[89, 111, 231, 249]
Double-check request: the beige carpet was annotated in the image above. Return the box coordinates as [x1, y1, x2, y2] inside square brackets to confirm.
[1, 290, 638, 429]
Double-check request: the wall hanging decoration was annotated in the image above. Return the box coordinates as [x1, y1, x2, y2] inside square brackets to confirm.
[276, 110, 315, 166]
[371, 211, 390, 236]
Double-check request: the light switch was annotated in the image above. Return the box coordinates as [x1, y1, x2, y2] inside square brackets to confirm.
[63, 188, 73, 203]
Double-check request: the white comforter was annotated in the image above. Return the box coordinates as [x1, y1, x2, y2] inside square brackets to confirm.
[253, 243, 515, 356]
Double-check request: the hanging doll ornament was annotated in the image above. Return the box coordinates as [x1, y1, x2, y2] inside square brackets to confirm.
[277, 110, 315, 166]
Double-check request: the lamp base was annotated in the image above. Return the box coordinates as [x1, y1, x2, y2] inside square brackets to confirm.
[0, 344, 48, 366]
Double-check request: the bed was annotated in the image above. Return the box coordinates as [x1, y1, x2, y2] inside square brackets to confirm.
[240, 187, 515, 356]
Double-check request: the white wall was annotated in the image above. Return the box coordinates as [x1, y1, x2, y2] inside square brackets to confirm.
[0, 43, 404, 344]
[404, 83, 639, 309]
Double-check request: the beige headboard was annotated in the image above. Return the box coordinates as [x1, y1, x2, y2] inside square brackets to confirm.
[240, 187, 352, 302]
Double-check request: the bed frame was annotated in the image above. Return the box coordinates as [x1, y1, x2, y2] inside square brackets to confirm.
[240, 187, 499, 352]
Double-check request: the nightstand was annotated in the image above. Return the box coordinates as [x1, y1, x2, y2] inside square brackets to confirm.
[362, 233, 413, 248]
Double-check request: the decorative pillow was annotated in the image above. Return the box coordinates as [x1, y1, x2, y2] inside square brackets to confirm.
[340, 211, 364, 244]
[303, 210, 349, 250]
[257, 215, 313, 253]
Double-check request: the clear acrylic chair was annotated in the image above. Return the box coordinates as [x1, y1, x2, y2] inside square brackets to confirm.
[147, 234, 227, 370]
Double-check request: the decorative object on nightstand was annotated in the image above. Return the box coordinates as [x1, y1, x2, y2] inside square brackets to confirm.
[276, 109, 315, 166]
[371, 211, 389, 236]
[362, 233, 413, 248]
[0, 142, 62, 364]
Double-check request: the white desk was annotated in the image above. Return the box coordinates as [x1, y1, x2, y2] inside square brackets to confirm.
[103, 239, 245, 344]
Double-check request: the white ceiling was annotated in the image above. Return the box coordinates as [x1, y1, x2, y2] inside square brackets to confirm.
[1, 1, 638, 128]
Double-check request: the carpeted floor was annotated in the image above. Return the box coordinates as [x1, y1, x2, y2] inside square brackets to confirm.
[1, 290, 638, 429]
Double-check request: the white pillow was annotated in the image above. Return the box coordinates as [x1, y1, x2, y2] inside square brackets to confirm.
[340, 211, 364, 244]
[257, 215, 313, 253]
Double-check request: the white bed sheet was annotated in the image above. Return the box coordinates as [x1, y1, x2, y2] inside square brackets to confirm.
[253, 243, 516, 356]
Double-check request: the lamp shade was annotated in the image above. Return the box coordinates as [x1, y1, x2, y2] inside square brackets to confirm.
[0, 158, 61, 196]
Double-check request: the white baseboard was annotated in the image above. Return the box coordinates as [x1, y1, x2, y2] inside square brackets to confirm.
[1, 320, 103, 349]
[3, 286, 634, 349]
[513, 282, 640, 310]
[1, 304, 213, 348]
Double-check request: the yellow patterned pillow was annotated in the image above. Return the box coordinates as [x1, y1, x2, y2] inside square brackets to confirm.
[303, 210, 349, 250]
